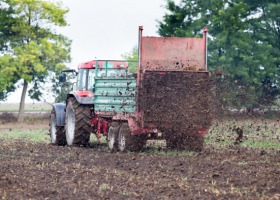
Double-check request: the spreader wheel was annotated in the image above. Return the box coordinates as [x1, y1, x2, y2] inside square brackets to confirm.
[118, 123, 145, 152]
[107, 122, 120, 152]
[49, 107, 66, 146]
[65, 97, 91, 146]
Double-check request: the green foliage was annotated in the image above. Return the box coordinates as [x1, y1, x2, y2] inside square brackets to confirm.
[53, 75, 76, 103]
[0, 0, 71, 101]
[121, 45, 138, 73]
[0, 128, 49, 142]
[158, 0, 280, 109]
[0, 55, 17, 91]
[206, 117, 280, 149]
[54, 85, 69, 103]
[242, 140, 280, 149]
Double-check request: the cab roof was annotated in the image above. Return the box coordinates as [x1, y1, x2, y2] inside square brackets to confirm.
[78, 60, 130, 69]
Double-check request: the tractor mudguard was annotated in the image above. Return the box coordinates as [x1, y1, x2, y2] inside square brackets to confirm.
[68, 92, 94, 105]
[52, 103, 66, 126]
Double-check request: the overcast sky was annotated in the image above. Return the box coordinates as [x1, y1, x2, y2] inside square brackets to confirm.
[61, 0, 170, 67]
[5, 0, 172, 103]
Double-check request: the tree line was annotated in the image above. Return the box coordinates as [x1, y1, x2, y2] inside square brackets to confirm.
[158, 0, 279, 109]
[1, 0, 279, 122]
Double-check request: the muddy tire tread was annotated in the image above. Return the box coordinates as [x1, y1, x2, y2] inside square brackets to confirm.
[67, 97, 91, 146]
[107, 122, 121, 152]
[119, 123, 144, 152]
[49, 108, 66, 146]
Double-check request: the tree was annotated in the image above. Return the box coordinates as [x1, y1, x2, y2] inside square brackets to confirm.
[121, 45, 138, 73]
[0, 0, 71, 122]
[158, 0, 280, 109]
[52, 72, 76, 103]
[0, 1, 18, 99]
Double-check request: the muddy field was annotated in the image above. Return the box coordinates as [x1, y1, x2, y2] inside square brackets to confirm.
[0, 113, 280, 199]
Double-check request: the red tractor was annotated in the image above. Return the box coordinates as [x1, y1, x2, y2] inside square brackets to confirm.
[50, 26, 212, 151]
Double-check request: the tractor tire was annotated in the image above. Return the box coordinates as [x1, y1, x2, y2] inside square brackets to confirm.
[107, 122, 120, 152]
[118, 123, 145, 152]
[49, 108, 66, 146]
[65, 97, 91, 146]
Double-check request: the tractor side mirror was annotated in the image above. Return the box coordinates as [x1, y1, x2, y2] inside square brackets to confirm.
[59, 73, 66, 82]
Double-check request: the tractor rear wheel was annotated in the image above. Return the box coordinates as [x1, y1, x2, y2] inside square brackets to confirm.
[118, 123, 145, 152]
[49, 108, 66, 146]
[107, 122, 120, 152]
[65, 97, 91, 146]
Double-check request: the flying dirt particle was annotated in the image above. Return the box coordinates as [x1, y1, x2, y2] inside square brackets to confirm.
[233, 127, 243, 145]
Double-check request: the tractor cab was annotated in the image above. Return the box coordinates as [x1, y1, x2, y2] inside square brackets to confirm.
[77, 60, 132, 93]
[60, 60, 135, 99]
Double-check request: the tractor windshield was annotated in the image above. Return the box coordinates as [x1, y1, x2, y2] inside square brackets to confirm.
[88, 69, 95, 92]
[77, 69, 87, 91]
[76, 69, 95, 92]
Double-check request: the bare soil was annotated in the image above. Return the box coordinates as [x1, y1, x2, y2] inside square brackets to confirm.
[0, 141, 279, 199]
[0, 119, 280, 199]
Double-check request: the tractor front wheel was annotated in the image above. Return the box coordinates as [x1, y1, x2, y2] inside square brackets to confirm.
[65, 97, 91, 146]
[49, 107, 66, 146]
